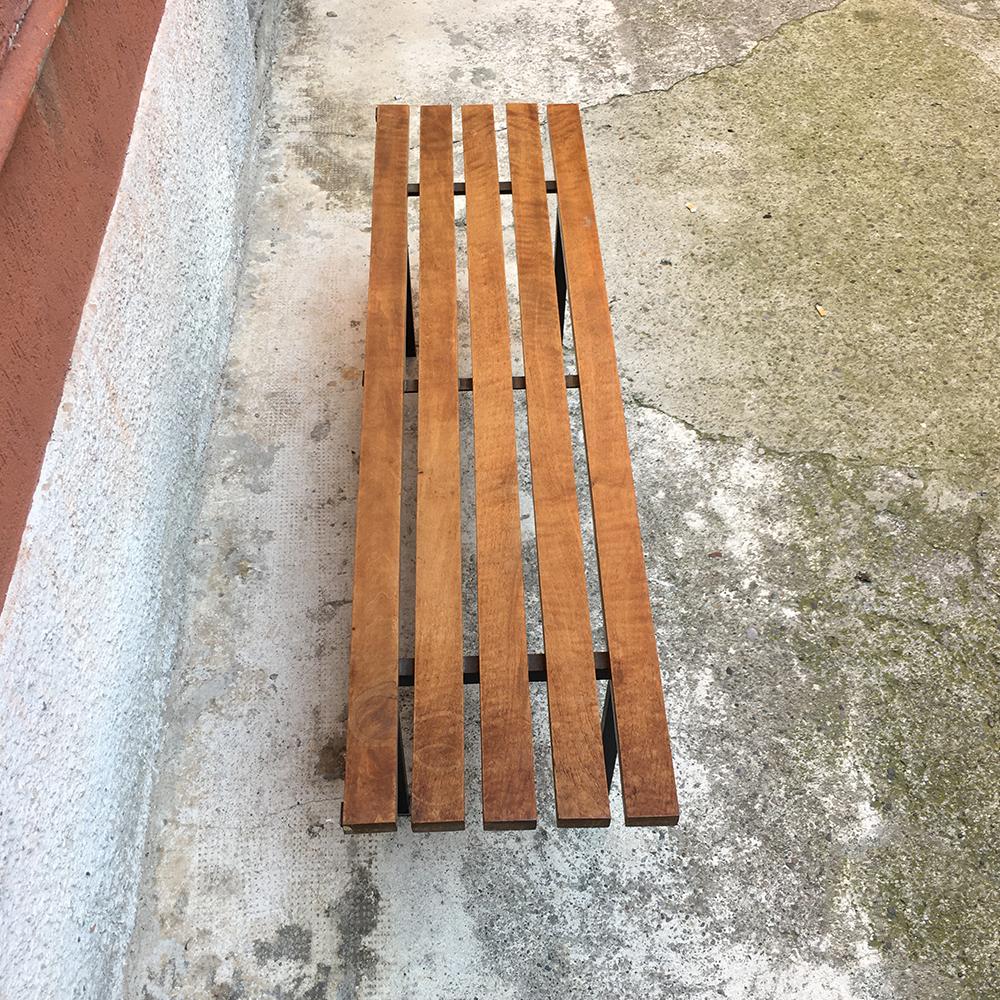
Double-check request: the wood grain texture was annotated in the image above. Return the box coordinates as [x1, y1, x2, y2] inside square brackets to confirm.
[342, 104, 409, 832]
[506, 103, 610, 827]
[411, 106, 465, 831]
[461, 104, 537, 830]
[547, 103, 679, 826]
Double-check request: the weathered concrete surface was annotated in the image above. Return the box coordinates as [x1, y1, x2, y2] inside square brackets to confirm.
[126, 1, 1000, 998]
[0, 3, 280, 999]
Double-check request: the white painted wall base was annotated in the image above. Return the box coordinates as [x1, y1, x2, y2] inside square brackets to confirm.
[0, 2, 280, 997]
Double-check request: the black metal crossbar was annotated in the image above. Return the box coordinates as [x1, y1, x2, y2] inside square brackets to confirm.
[407, 179, 557, 197]
[398, 373, 580, 393]
[398, 649, 611, 686]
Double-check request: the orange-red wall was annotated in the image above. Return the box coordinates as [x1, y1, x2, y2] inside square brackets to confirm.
[0, 2, 33, 57]
[0, 0, 166, 608]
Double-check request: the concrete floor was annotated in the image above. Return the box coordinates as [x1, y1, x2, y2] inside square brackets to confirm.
[126, 1, 1000, 997]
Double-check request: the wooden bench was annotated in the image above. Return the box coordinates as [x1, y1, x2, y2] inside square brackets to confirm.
[341, 102, 679, 832]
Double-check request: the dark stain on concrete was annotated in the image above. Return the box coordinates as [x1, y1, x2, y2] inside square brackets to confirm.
[210, 970, 248, 999]
[223, 545, 256, 582]
[310, 417, 331, 441]
[470, 66, 496, 86]
[302, 964, 332, 1000]
[218, 432, 280, 494]
[253, 923, 313, 965]
[291, 142, 372, 210]
[306, 597, 350, 623]
[442, 25, 471, 46]
[331, 859, 381, 999]
[315, 734, 346, 780]
[285, 0, 318, 57]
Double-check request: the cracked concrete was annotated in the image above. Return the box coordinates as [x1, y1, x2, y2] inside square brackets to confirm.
[125, 0, 1000, 997]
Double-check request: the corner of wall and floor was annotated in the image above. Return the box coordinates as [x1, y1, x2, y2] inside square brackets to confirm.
[0, 2, 284, 997]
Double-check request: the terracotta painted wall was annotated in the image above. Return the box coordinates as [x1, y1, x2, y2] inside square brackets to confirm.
[0, 1, 33, 57]
[0, 0, 167, 608]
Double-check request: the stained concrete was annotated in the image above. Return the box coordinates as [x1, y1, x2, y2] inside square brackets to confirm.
[125, 1, 1000, 998]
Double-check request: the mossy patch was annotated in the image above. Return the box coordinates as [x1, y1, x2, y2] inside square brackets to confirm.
[586, 0, 1000, 472]
[768, 451, 999, 994]
[618, 398, 1000, 996]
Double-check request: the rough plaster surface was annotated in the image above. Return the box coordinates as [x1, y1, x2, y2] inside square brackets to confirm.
[127, 1, 1000, 998]
[0, 2, 279, 998]
[0, 1, 31, 56]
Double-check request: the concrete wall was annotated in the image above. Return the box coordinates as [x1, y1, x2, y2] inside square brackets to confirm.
[0, 1, 280, 997]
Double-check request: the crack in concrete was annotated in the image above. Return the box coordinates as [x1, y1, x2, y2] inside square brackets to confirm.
[636, 397, 998, 588]
[433, 1, 852, 149]
[577, 0, 851, 117]
[630, 397, 954, 476]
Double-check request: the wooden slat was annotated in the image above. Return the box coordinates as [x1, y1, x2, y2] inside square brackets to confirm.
[411, 106, 465, 831]
[461, 104, 537, 829]
[506, 103, 610, 827]
[547, 103, 679, 826]
[342, 104, 410, 832]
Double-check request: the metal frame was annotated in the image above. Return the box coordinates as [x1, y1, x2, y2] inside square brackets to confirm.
[406, 180, 557, 197]
[554, 209, 568, 343]
[405, 252, 416, 358]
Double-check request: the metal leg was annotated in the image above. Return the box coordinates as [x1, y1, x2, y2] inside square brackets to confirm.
[397, 714, 410, 816]
[405, 252, 416, 358]
[600, 683, 619, 790]
[554, 210, 567, 344]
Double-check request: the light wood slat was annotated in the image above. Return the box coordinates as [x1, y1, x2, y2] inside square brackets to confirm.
[547, 103, 679, 826]
[411, 106, 465, 831]
[461, 104, 537, 830]
[506, 103, 610, 827]
[342, 104, 410, 832]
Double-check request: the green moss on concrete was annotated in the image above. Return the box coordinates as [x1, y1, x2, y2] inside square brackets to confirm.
[600, 24, 1000, 981]
[623, 387, 999, 997]
[587, 0, 1000, 472]
[778, 458, 1000, 995]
